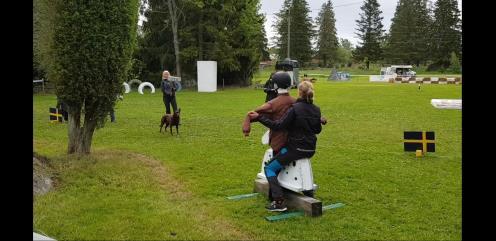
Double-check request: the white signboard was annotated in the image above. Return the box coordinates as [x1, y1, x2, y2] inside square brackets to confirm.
[197, 61, 217, 92]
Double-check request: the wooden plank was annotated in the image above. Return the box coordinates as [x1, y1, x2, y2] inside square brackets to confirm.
[254, 178, 322, 217]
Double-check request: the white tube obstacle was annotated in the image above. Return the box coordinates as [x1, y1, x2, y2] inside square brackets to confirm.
[127, 79, 142, 89]
[138, 82, 155, 94]
[123, 82, 130, 93]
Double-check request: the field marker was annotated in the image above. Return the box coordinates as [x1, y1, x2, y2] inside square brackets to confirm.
[227, 193, 259, 200]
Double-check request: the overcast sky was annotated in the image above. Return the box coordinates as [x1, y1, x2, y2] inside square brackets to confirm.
[259, 0, 462, 47]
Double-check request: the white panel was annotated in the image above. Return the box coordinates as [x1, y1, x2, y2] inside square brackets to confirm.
[431, 99, 462, 109]
[197, 61, 217, 92]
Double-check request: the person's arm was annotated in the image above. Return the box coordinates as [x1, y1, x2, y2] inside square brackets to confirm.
[161, 80, 166, 93]
[314, 117, 322, 134]
[253, 103, 272, 114]
[257, 107, 296, 131]
[242, 102, 273, 136]
[172, 81, 177, 91]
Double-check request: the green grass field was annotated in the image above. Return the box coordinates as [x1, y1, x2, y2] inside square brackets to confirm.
[33, 75, 461, 240]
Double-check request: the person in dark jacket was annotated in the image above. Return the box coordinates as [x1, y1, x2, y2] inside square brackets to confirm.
[56, 97, 69, 121]
[248, 81, 327, 211]
[161, 70, 178, 114]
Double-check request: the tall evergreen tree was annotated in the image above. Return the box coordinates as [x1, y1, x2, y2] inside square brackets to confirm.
[260, 23, 271, 61]
[316, 0, 338, 67]
[37, 0, 140, 154]
[273, 0, 314, 64]
[354, 0, 385, 69]
[413, 0, 433, 66]
[385, 0, 432, 66]
[429, 0, 461, 69]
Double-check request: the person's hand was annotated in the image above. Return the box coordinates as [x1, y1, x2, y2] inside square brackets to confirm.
[248, 111, 259, 120]
[242, 121, 251, 136]
[321, 117, 327, 125]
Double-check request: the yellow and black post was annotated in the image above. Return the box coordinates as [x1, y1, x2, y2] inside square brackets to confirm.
[49, 107, 64, 123]
[404, 131, 435, 156]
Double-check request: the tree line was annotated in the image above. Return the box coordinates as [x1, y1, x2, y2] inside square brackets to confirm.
[274, 0, 461, 72]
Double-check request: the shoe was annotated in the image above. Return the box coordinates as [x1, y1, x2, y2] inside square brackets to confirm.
[265, 200, 287, 212]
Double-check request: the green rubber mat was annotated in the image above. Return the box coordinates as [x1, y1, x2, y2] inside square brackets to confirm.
[265, 203, 345, 222]
[226, 193, 259, 200]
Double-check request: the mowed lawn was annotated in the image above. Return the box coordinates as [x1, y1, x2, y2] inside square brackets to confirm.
[33, 76, 461, 240]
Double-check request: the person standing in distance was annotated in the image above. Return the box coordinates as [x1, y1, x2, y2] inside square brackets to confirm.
[161, 70, 178, 114]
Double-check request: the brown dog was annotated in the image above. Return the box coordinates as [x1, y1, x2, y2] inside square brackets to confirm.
[160, 108, 181, 135]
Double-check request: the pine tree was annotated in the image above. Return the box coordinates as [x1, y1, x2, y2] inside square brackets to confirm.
[448, 51, 461, 73]
[316, 0, 339, 67]
[413, 0, 433, 66]
[385, 0, 432, 66]
[429, 0, 461, 69]
[273, 0, 315, 64]
[355, 0, 385, 69]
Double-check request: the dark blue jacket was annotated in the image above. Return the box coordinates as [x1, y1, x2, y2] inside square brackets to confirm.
[258, 98, 322, 152]
[161, 79, 177, 96]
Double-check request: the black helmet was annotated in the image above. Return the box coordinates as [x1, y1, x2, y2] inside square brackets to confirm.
[271, 71, 291, 90]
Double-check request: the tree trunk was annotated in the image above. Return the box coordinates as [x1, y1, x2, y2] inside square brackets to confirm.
[76, 116, 97, 154]
[67, 105, 97, 154]
[366, 60, 370, 70]
[67, 109, 82, 154]
[198, 11, 203, 61]
[167, 0, 181, 77]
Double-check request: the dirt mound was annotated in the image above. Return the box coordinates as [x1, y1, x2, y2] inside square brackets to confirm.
[33, 153, 53, 196]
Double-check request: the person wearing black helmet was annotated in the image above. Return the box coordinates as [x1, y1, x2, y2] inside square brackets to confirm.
[242, 71, 296, 210]
[243, 71, 296, 154]
[248, 81, 327, 212]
